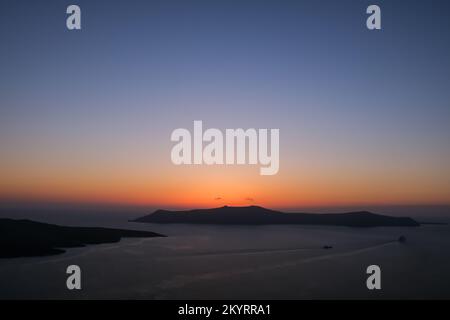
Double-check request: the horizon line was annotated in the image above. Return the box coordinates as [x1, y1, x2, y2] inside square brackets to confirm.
[1, 198, 450, 211]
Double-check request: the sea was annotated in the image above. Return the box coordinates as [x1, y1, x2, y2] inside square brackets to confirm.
[0, 205, 449, 299]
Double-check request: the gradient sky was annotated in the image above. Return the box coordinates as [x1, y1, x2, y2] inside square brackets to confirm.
[1, 0, 450, 209]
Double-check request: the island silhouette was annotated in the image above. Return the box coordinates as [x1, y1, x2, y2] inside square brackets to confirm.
[0, 218, 165, 258]
[0, 205, 421, 259]
[133, 205, 420, 227]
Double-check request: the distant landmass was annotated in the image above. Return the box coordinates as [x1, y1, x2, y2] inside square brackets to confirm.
[133, 205, 420, 227]
[0, 218, 165, 258]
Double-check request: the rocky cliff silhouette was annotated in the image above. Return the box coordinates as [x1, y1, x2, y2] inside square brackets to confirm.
[0, 218, 165, 258]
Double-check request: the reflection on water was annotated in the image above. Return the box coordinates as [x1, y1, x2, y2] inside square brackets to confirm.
[0, 219, 450, 299]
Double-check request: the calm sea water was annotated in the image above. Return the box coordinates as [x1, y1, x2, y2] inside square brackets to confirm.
[1, 211, 449, 299]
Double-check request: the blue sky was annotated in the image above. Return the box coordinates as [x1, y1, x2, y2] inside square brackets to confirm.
[1, 0, 449, 207]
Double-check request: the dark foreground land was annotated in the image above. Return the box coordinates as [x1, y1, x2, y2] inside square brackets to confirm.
[0, 218, 165, 258]
[134, 205, 420, 227]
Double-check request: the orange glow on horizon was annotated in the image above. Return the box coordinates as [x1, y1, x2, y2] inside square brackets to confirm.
[1, 153, 449, 209]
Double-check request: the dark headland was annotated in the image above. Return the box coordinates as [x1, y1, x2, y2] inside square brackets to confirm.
[133, 205, 420, 227]
[0, 218, 165, 258]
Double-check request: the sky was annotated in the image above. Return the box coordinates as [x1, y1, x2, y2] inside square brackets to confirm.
[1, 0, 450, 209]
